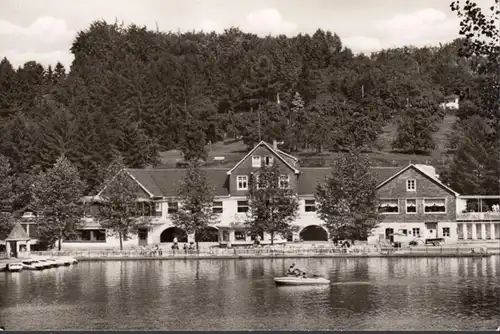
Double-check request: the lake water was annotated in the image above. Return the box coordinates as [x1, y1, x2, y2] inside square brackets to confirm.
[1, 256, 499, 331]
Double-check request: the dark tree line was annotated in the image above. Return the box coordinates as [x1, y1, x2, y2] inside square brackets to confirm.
[0, 14, 497, 211]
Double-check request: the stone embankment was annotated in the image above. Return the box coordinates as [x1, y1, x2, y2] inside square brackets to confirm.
[8, 245, 498, 262]
[2, 244, 499, 269]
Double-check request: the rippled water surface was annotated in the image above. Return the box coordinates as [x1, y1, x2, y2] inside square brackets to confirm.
[1, 256, 500, 331]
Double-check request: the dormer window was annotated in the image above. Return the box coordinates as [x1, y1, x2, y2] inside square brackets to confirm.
[406, 179, 416, 192]
[264, 156, 274, 166]
[252, 155, 261, 168]
[237, 175, 248, 190]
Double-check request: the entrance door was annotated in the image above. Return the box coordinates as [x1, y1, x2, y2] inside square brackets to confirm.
[9, 241, 17, 258]
[385, 228, 394, 243]
[425, 222, 438, 238]
[138, 228, 148, 246]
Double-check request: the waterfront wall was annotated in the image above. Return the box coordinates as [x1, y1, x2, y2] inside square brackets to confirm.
[28, 245, 500, 260]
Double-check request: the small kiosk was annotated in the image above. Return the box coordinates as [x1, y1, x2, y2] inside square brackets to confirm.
[5, 222, 31, 258]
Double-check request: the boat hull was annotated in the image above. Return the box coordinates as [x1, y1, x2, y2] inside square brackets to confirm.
[274, 277, 330, 286]
[7, 263, 23, 272]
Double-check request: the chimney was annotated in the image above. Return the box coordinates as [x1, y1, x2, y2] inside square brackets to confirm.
[273, 140, 278, 150]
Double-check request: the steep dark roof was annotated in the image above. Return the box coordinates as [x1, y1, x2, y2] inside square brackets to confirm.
[297, 166, 404, 195]
[127, 166, 406, 197]
[226, 141, 300, 175]
[127, 168, 230, 197]
[371, 166, 406, 186]
[6, 222, 30, 241]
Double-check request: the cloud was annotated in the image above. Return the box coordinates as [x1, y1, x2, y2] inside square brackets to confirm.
[0, 16, 75, 68]
[341, 8, 460, 54]
[244, 8, 297, 36]
[342, 36, 382, 54]
[375, 8, 460, 48]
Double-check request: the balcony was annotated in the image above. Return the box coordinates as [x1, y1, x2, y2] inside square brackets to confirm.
[456, 211, 500, 221]
[457, 196, 500, 221]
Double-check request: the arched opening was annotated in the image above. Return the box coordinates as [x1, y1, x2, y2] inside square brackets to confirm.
[196, 226, 219, 242]
[299, 225, 328, 241]
[160, 227, 187, 243]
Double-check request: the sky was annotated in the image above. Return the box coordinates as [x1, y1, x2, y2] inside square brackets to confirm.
[0, 0, 494, 69]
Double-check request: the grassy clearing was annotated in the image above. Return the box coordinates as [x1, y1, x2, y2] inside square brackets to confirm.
[158, 115, 458, 168]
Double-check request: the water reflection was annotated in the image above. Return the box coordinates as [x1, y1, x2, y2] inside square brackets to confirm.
[0, 256, 499, 331]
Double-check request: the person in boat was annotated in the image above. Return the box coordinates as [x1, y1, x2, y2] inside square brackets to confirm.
[286, 263, 296, 276]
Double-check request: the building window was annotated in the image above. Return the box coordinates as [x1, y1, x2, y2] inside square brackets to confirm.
[406, 179, 416, 191]
[237, 175, 248, 190]
[134, 202, 154, 216]
[400, 229, 408, 236]
[423, 199, 446, 213]
[168, 201, 178, 214]
[442, 227, 450, 237]
[212, 201, 223, 214]
[264, 156, 274, 166]
[237, 200, 249, 213]
[279, 175, 290, 189]
[69, 229, 106, 242]
[305, 199, 316, 212]
[412, 228, 421, 237]
[406, 199, 417, 214]
[154, 202, 162, 217]
[222, 231, 229, 242]
[379, 199, 399, 213]
[235, 231, 246, 240]
[252, 155, 261, 167]
[138, 228, 148, 240]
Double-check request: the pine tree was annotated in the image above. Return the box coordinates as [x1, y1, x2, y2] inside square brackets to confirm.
[441, 116, 499, 195]
[392, 96, 440, 154]
[95, 157, 149, 250]
[315, 150, 380, 240]
[0, 155, 15, 240]
[246, 164, 299, 244]
[171, 163, 218, 249]
[30, 156, 86, 250]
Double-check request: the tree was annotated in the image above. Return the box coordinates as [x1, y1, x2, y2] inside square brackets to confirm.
[315, 150, 380, 240]
[30, 156, 86, 250]
[95, 157, 148, 250]
[246, 164, 299, 244]
[440, 116, 499, 195]
[0, 155, 15, 240]
[392, 96, 440, 154]
[171, 163, 218, 249]
[179, 126, 208, 162]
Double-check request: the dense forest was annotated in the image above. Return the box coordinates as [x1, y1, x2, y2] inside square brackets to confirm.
[0, 19, 498, 212]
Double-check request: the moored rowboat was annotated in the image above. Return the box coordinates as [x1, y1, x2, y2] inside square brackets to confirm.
[7, 263, 23, 272]
[274, 276, 330, 286]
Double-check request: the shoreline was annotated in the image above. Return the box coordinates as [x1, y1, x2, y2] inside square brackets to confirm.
[48, 252, 498, 262]
[0, 253, 496, 270]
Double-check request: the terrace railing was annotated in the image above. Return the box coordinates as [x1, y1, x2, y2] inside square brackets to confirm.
[456, 212, 500, 221]
[28, 244, 500, 259]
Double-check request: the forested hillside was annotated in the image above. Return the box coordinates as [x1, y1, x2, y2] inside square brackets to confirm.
[0, 20, 498, 208]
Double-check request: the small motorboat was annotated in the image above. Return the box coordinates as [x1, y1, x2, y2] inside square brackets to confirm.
[22, 259, 45, 270]
[64, 257, 78, 265]
[274, 276, 330, 286]
[37, 259, 54, 268]
[51, 258, 67, 267]
[7, 263, 23, 272]
[45, 259, 60, 267]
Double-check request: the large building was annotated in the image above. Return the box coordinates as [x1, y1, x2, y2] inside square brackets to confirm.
[29, 140, 500, 249]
